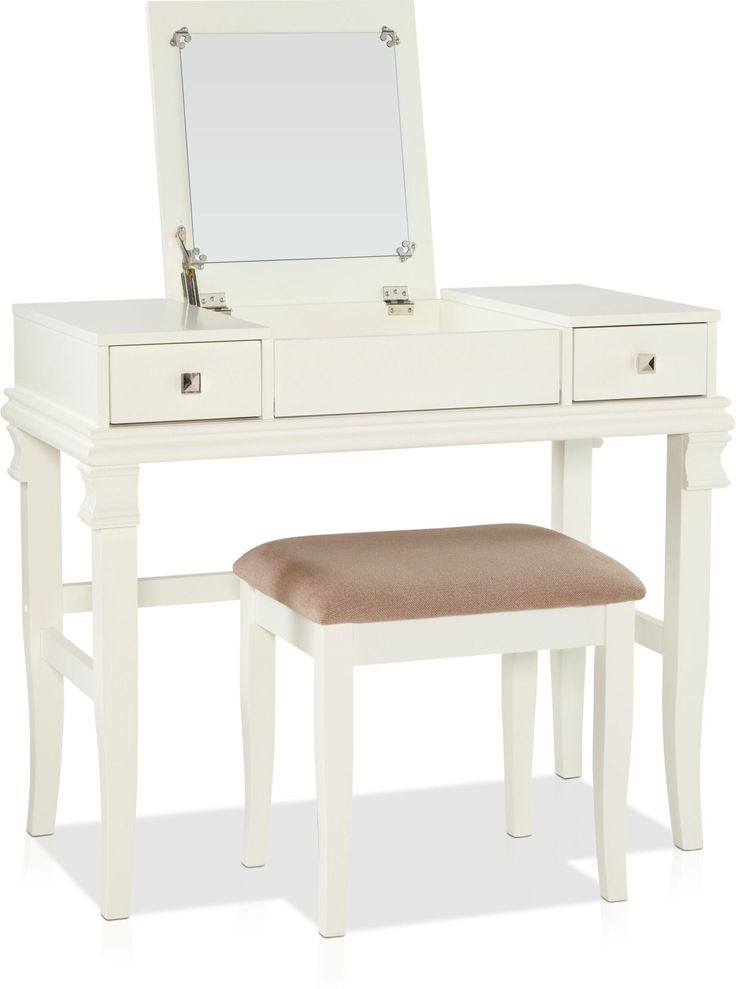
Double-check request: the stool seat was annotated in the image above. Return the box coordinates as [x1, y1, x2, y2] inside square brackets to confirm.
[233, 523, 645, 625]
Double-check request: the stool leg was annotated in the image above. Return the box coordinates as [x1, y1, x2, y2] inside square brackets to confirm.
[314, 626, 354, 938]
[502, 652, 538, 838]
[240, 585, 276, 868]
[594, 602, 634, 902]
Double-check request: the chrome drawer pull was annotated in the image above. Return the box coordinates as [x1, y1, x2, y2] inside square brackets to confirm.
[636, 353, 656, 374]
[181, 372, 201, 394]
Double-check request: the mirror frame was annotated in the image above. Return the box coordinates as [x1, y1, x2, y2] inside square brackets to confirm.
[148, 0, 436, 308]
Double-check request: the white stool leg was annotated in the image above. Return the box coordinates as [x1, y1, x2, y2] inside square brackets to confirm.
[314, 625, 354, 938]
[502, 652, 538, 838]
[594, 601, 634, 902]
[240, 584, 276, 868]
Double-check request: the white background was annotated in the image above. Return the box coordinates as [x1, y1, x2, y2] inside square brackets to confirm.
[0, 1, 734, 987]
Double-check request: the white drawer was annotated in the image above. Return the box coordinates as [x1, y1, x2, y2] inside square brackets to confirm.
[109, 341, 261, 424]
[274, 330, 560, 417]
[573, 323, 708, 401]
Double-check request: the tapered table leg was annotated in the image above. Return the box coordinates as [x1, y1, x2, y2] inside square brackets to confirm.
[9, 428, 64, 838]
[663, 433, 729, 850]
[79, 464, 140, 920]
[550, 439, 594, 779]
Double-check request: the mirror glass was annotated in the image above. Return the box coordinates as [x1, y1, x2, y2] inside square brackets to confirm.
[180, 32, 410, 263]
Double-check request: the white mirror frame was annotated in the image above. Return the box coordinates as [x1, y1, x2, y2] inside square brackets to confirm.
[148, 0, 436, 307]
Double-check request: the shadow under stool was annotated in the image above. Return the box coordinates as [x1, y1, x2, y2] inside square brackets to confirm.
[233, 523, 645, 936]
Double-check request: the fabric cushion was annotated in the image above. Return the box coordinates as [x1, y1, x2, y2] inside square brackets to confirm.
[233, 524, 645, 626]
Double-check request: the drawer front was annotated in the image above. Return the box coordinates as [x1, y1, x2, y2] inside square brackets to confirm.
[573, 323, 707, 401]
[274, 330, 560, 417]
[109, 341, 261, 424]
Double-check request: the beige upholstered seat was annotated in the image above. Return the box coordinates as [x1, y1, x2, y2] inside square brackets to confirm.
[233, 524, 645, 626]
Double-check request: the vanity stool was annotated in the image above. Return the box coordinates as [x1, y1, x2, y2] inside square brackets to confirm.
[233, 523, 645, 936]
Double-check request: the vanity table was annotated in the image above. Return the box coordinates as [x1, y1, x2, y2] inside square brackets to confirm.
[3, 0, 732, 921]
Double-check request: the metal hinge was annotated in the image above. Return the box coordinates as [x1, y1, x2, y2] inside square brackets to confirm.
[383, 286, 414, 315]
[176, 225, 207, 306]
[170, 27, 192, 49]
[396, 240, 416, 262]
[380, 27, 401, 48]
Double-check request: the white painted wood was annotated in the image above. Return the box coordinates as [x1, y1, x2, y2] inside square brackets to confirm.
[79, 464, 141, 921]
[314, 625, 354, 938]
[441, 284, 720, 328]
[40, 631, 94, 699]
[14, 316, 106, 426]
[235, 299, 441, 337]
[109, 341, 262, 425]
[254, 590, 607, 665]
[13, 300, 264, 346]
[594, 603, 635, 902]
[573, 323, 708, 402]
[635, 611, 664, 655]
[706, 322, 718, 396]
[241, 585, 640, 930]
[550, 439, 593, 780]
[148, 1, 436, 307]
[4, 386, 732, 468]
[353, 606, 605, 664]
[274, 331, 560, 417]
[62, 571, 240, 614]
[502, 652, 537, 838]
[92, 523, 139, 921]
[240, 584, 276, 868]
[8, 428, 64, 837]
[663, 434, 712, 850]
[679, 431, 731, 491]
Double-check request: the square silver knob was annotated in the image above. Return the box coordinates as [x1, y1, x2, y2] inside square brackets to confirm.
[181, 372, 201, 394]
[636, 353, 656, 374]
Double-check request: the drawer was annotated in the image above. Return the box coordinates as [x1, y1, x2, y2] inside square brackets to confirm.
[109, 341, 261, 424]
[573, 323, 707, 401]
[274, 330, 560, 417]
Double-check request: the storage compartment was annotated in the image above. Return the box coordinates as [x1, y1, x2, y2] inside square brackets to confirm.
[274, 330, 560, 417]
[109, 341, 261, 424]
[573, 323, 707, 401]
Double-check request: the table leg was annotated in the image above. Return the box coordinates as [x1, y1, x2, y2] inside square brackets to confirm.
[8, 428, 64, 837]
[79, 464, 140, 919]
[663, 433, 729, 850]
[550, 439, 594, 778]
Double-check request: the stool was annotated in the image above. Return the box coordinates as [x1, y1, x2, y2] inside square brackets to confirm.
[233, 524, 645, 936]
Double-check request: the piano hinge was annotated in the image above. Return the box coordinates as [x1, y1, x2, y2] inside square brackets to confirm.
[170, 27, 192, 49]
[383, 286, 414, 315]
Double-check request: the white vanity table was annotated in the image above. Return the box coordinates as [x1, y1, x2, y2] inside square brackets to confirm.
[3, 0, 732, 921]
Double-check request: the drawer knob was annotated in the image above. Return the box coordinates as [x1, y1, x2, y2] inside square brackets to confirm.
[636, 353, 657, 375]
[181, 372, 201, 394]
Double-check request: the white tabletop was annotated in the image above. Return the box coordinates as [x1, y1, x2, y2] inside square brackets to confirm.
[13, 299, 264, 346]
[441, 284, 720, 328]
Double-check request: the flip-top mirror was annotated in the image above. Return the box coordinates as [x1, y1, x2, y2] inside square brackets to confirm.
[180, 31, 409, 264]
[149, 2, 435, 307]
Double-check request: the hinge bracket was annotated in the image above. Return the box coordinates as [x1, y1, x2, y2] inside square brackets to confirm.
[380, 27, 401, 48]
[176, 225, 207, 306]
[170, 27, 192, 49]
[396, 240, 416, 262]
[383, 286, 414, 316]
